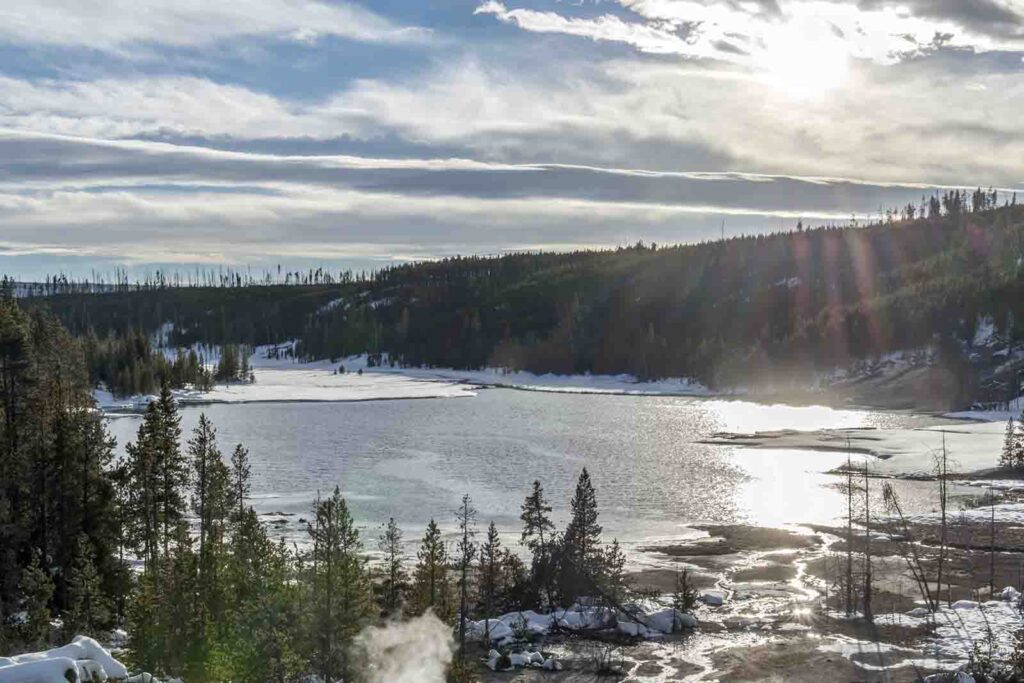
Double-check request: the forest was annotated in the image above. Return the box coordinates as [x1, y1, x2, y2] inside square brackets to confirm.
[0, 296, 647, 680]
[14, 189, 1024, 401]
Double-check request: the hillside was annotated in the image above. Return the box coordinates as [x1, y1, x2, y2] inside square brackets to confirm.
[18, 196, 1024, 409]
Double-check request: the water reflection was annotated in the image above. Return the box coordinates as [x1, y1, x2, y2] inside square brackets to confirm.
[104, 389, 949, 549]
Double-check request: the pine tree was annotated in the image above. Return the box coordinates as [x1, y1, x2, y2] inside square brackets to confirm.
[561, 468, 603, 601]
[154, 383, 186, 560]
[520, 479, 556, 607]
[188, 413, 231, 613]
[305, 487, 372, 682]
[1001, 418, 1020, 469]
[230, 443, 251, 521]
[64, 534, 112, 638]
[121, 402, 161, 573]
[17, 552, 54, 650]
[521, 480, 555, 550]
[412, 519, 452, 620]
[601, 538, 627, 604]
[478, 522, 503, 642]
[188, 413, 230, 585]
[377, 517, 406, 616]
[215, 508, 305, 683]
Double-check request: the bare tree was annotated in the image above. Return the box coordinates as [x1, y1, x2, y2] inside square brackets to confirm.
[863, 460, 873, 621]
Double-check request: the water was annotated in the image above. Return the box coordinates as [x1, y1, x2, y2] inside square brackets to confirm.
[104, 388, 950, 556]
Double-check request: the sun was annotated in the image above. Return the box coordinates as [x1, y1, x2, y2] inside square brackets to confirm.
[758, 23, 851, 99]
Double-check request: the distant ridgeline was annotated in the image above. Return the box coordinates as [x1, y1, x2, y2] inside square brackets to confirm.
[12, 192, 1024, 404]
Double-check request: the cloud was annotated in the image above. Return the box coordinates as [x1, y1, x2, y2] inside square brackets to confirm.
[476, 0, 1024, 66]
[0, 0, 430, 52]
[1, 125, 1019, 274]
[474, 2, 708, 56]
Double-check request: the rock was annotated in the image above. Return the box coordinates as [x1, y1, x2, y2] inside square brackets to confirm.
[508, 652, 532, 667]
[529, 651, 544, 664]
[617, 621, 648, 637]
[542, 658, 562, 671]
[1000, 586, 1021, 602]
[641, 608, 696, 633]
[700, 590, 726, 606]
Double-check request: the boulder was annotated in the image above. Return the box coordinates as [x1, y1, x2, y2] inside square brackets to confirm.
[700, 591, 726, 606]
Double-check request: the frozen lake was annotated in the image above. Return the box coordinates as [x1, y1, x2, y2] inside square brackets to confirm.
[104, 387, 954, 559]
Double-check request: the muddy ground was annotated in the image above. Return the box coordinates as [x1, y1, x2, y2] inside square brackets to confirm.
[477, 513, 1024, 682]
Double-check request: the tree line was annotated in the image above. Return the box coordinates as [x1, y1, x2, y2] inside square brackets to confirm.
[22, 196, 1024, 403]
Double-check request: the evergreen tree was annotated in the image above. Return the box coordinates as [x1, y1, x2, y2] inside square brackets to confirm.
[16, 552, 54, 650]
[520, 479, 555, 606]
[305, 487, 372, 682]
[377, 517, 406, 616]
[411, 519, 452, 620]
[230, 443, 251, 520]
[64, 534, 112, 639]
[561, 468, 603, 602]
[478, 522, 503, 642]
[154, 383, 186, 560]
[188, 413, 231, 617]
[601, 538, 627, 604]
[213, 508, 304, 683]
[1001, 418, 1020, 469]
[121, 403, 161, 572]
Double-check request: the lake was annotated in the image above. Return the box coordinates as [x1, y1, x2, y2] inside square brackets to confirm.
[104, 387, 952, 561]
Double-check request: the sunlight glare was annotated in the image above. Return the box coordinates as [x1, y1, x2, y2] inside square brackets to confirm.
[758, 21, 851, 99]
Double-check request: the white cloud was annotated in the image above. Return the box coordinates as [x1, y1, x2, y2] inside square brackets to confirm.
[477, 0, 1024, 67]
[0, 0, 429, 51]
[474, 2, 712, 57]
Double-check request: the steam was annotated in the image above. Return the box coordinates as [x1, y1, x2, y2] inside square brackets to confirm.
[354, 612, 454, 683]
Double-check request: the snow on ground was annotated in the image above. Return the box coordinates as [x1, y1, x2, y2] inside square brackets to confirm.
[193, 362, 476, 404]
[946, 406, 1024, 422]
[93, 347, 477, 409]
[94, 344, 714, 410]
[333, 353, 714, 397]
[875, 592, 1024, 664]
[865, 422, 1007, 477]
[738, 421, 1010, 478]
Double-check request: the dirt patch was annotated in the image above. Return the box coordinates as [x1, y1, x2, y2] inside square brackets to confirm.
[712, 634, 934, 682]
[625, 568, 719, 594]
[732, 563, 798, 583]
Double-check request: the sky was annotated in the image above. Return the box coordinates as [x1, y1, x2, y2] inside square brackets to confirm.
[1, 0, 1023, 279]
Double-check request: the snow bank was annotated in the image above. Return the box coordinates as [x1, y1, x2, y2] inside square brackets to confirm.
[0, 635, 128, 682]
[331, 353, 713, 398]
[93, 349, 477, 410]
[0, 658, 80, 683]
